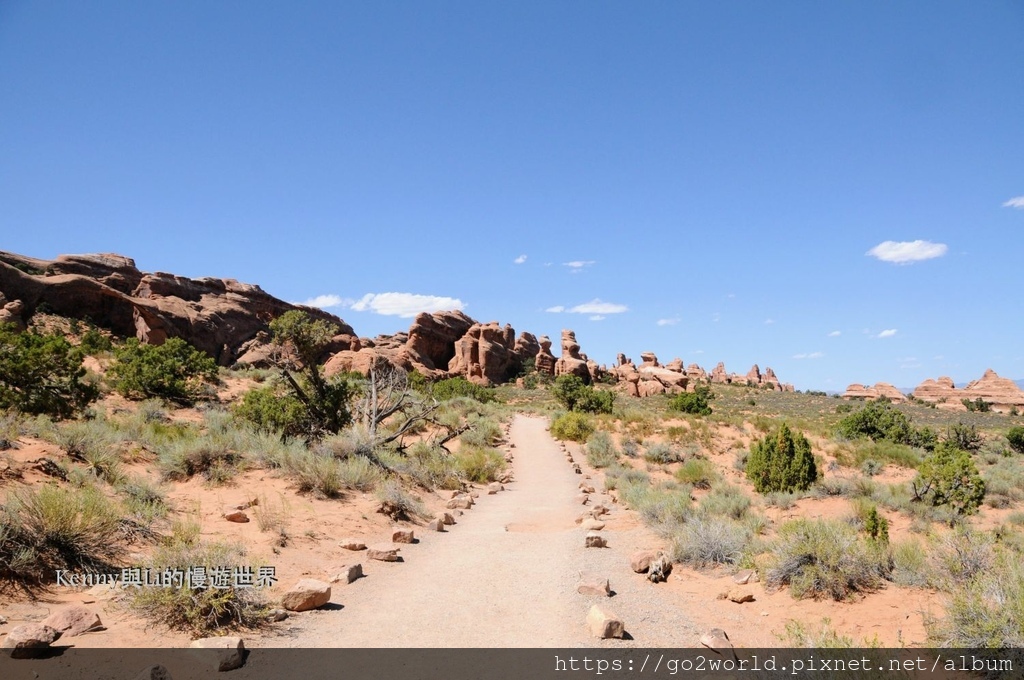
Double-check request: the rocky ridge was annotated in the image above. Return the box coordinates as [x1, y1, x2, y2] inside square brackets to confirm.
[0, 250, 792, 392]
[911, 369, 1024, 413]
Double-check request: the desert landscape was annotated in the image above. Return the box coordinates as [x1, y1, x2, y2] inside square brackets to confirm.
[2, 250, 1024, 668]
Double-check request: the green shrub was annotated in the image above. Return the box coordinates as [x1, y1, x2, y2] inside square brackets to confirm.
[0, 324, 99, 418]
[287, 450, 345, 498]
[837, 401, 935, 449]
[585, 431, 618, 468]
[766, 518, 891, 601]
[130, 524, 268, 635]
[670, 515, 750, 568]
[961, 397, 992, 413]
[78, 327, 113, 355]
[234, 384, 311, 440]
[675, 458, 718, 489]
[1009, 427, 1024, 455]
[550, 412, 594, 442]
[911, 441, 985, 516]
[667, 385, 715, 416]
[928, 526, 994, 590]
[746, 423, 818, 494]
[109, 337, 218, 405]
[550, 375, 613, 414]
[430, 376, 495, 403]
[944, 422, 982, 452]
[452, 445, 505, 483]
[459, 416, 503, 448]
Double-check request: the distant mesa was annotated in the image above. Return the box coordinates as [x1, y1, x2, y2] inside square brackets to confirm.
[910, 369, 1024, 413]
[841, 383, 908, 403]
[0, 250, 794, 394]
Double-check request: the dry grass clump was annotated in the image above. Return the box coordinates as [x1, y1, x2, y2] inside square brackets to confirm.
[670, 515, 751, 569]
[375, 479, 426, 521]
[765, 518, 891, 601]
[131, 520, 268, 636]
[585, 430, 619, 468]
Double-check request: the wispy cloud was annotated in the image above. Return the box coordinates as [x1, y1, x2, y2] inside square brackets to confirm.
[514, 254, 527, 264]
[1003, 196, 1024, 209]
[692, 349, 705, 355]
[657, 318, 681, 326]
[563, 260, 596, 273]
[764, 318, 776, 325]
[568, 299, 628, 315]
[793, 352, 824, 360]
[877, 329, 898, 338]
[296, 294, 352, 309]
[589, 315, 606, 321]
[350, 292, 465, 318]
[546, 299, 629, 315]
[828, 330, 841, 337]
[867, 240, 948, 264]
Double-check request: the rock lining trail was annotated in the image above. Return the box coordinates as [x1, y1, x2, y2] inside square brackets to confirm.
[283, 414, 700, 648]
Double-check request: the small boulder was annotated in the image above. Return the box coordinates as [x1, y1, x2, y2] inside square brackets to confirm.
[648, 555, 672, 583]
[577, 577, 612, 597]
[427, 519, 445, 532]
[1, 623, 61, 658]
[581, 519, 606, 531]
[447, 496, 473, 510]
[367, 544, 400, 562]
[392, 529, 415, 544]
[726, 586, 755, 604]
[699, 628, 736, 659]
[487, 482, 503, 494]
[585, 531, 607, 548]
[576, 494, 590, 505]
[266, 609, 289, 622]
[223, 509, 249, 523]
[281, 579, 331, 612]
[732, 569, 758, 585]
[134, 665, 172, 680]
[630, 550, 659, 573]
[330, 564, 363, 584]
[338, 539, 367, 551]
[436, 512, 456, 526]
[189, 636, 245, 671]
[579, 484, 595, 494]
[586, 605, 625, 639]
[41, 605, 103, 637]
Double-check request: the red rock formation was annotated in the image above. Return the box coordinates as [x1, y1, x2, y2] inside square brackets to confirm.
[842, 383, 907, 403]
[912, 370, 1024, 413]
[665, 358, 684, 373]
[0, 251, 352, 365]
[710, 362, 730, 384]
[555, 330, 591, 382]
[535, 336, 557, 376]
[448, 321, 518, 386]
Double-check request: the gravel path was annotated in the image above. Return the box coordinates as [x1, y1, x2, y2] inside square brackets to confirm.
[281, 414, 700, 648]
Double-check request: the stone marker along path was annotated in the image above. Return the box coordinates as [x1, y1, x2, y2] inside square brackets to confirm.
[290, 414, 700, 648]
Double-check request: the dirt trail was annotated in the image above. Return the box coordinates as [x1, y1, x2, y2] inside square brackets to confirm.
[281, 414, 700, 648]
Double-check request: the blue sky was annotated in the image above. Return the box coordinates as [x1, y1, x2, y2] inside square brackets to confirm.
[2, 1, 1022, 390]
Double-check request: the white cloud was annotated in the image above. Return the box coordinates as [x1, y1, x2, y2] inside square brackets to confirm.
[563, 260, 596, 273]
[657, 318, 681, 326]
[828, 330, 841, 337]
[350, 292, 465, 318]
[589, 315, 606, 321]
[296, 294, 351, 309]
[793, 352, 825, 360]
[514, 254, 527, 264]
[545, 305, 565, 313]
[867, 240, 948, 264]
[764, 318, 775, 325]
[1003, 196, 1024, 209]
[692, 349, 705, 355]
[877, 329, 898, 338]
[568, 299, 628, 315]
[712, 312, 721, 323]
